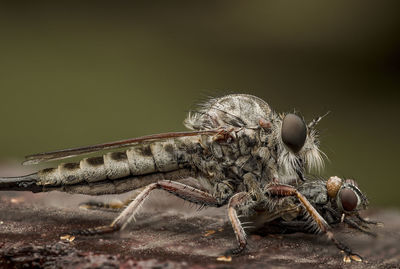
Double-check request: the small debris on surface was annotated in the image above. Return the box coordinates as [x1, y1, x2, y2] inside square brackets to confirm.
[204, 230, 216, 237]
[60, 235, 75, 242]
[10, 198, 23, 204]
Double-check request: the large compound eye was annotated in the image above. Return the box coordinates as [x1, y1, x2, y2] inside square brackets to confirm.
[281, 114, 307, 153]
[340, 188, 358, 211]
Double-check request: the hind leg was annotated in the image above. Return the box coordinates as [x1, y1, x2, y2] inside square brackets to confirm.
[69, 180, 223, 236]
[79, 187, 146, 212]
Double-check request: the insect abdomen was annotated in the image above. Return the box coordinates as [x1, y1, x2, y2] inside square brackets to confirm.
[37, 138, 191, 186]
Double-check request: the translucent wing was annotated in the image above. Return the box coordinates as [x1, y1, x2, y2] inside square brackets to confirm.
[23, 130, 219, 165]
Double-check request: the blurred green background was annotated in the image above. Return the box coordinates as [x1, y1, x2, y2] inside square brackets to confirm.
[0, 2, 399, 207]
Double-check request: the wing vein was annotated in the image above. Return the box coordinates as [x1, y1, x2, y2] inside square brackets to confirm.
[23, 130, 219, 165]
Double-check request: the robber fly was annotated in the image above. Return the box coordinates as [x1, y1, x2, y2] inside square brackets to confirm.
[245, 176, 378, 262]
[0, 94, 326, 255]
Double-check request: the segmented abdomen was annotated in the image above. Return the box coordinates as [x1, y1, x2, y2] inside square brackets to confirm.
[37, 137, 195, 186]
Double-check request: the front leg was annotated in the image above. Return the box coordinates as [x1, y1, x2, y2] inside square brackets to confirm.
[226, 192, 255, 255]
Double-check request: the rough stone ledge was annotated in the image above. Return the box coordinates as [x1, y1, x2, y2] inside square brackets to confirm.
[0, 192, 399, 268]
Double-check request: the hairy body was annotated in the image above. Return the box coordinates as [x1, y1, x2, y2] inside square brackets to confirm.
[0, 94, 335, 256]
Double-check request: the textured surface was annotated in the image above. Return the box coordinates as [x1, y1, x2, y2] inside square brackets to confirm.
[0, 191, 399, 269]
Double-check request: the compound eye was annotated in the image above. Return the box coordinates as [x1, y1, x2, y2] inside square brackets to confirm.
[281, 114, 307, 153]
[340, 188, 358, 211]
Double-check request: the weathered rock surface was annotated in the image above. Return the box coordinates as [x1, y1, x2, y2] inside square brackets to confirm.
[0, 192, 399, 268]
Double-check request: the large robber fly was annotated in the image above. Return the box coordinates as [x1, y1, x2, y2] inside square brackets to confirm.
[0, 94, 373, 261]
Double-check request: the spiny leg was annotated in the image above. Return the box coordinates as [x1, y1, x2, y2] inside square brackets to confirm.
[79, 187, 146, 212]
[69, 180, 222, 236]
[226, 192, 255, 255]
[266, 184, 362, 262]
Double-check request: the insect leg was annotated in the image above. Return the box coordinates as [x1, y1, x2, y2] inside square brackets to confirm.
[78, 200, 125, 212]
[226, 192, 255, 255]
[266, 184, 362, 262]
[343, 218, 377, 237]
[356, 213, 383, 226]
[79, 187, 146, 212]
[323, 206, 377, 236]
[70, 180, 221, 236]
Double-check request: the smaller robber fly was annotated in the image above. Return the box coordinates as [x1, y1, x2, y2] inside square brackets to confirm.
[245, 176, 379, 262]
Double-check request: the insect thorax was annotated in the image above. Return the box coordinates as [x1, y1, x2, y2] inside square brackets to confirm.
[184, 94, 273, 130]
[185, 128, 275, 193]
[184, 94, 324, 185]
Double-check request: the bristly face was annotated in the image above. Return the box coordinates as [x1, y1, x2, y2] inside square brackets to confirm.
[275, 112, 325, 180]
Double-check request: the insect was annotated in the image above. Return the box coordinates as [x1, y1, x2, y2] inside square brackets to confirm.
[245, 176, 378, 262]
[0, 94, 326, 254]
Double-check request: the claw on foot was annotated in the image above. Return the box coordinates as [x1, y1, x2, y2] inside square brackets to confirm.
[217, 256, 232, 262]
[351, 254, 363, 262]
[343, 254, 363, 263]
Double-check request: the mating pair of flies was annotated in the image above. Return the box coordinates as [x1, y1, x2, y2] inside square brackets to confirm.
[0, 94, 378, 262]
